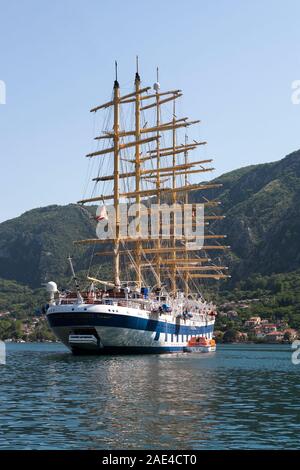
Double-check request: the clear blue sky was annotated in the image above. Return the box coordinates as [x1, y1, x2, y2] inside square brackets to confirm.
[0, 0, 300, 222]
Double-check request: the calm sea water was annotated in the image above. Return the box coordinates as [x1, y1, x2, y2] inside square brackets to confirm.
[0, 342, 299, 450]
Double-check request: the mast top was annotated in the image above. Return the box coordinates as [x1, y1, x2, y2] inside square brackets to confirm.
[114, 60, 119, 89]
[135, 55, 140, 83]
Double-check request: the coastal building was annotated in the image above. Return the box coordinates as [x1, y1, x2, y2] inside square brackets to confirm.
[263, 324, 277, 334]
[264, 331, 284, 343]
[218, 310, 238, 319]
[245, 316, 261, 327]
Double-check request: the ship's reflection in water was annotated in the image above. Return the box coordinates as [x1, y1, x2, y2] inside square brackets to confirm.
[0, 343, 299, 449]
[89, 353, 216, 449]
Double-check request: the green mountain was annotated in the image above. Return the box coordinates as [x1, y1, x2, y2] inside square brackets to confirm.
[0, 150, 300, 289]
[0, 204, 97, 287]
[208, 149, 300, 281]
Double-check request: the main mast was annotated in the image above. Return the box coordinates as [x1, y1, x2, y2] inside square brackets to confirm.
[113, 65, 121, 287]
[154, 68, 161, 289]
[183, 133, 189, 296]
[170, 96, 177, 296]
[135, 59, 142, 289]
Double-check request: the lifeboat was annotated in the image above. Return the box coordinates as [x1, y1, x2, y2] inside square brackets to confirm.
[184, 336, 216, 353]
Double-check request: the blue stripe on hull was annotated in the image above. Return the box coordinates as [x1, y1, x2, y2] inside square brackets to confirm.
[47, 312, 214, 336]
[71, 345, 185, 355]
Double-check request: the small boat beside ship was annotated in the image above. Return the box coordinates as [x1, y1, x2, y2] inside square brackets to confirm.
[184, 336, 216, 353]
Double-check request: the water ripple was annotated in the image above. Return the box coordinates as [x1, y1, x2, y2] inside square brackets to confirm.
[0, 343, 299, 449]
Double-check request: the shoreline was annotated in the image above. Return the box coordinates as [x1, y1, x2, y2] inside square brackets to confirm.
[2, 339, 292, 346]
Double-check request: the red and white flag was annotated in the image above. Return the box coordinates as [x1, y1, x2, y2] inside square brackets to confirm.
[96, 205, 108, 222]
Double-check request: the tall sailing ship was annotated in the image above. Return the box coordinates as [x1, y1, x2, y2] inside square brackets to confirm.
[46, 62, 230, 354]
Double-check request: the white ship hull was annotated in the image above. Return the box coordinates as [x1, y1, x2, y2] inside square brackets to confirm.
[47, 303, 215, 354]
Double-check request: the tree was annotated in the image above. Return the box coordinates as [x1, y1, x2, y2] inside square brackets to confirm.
[223, 329, 239, 343]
